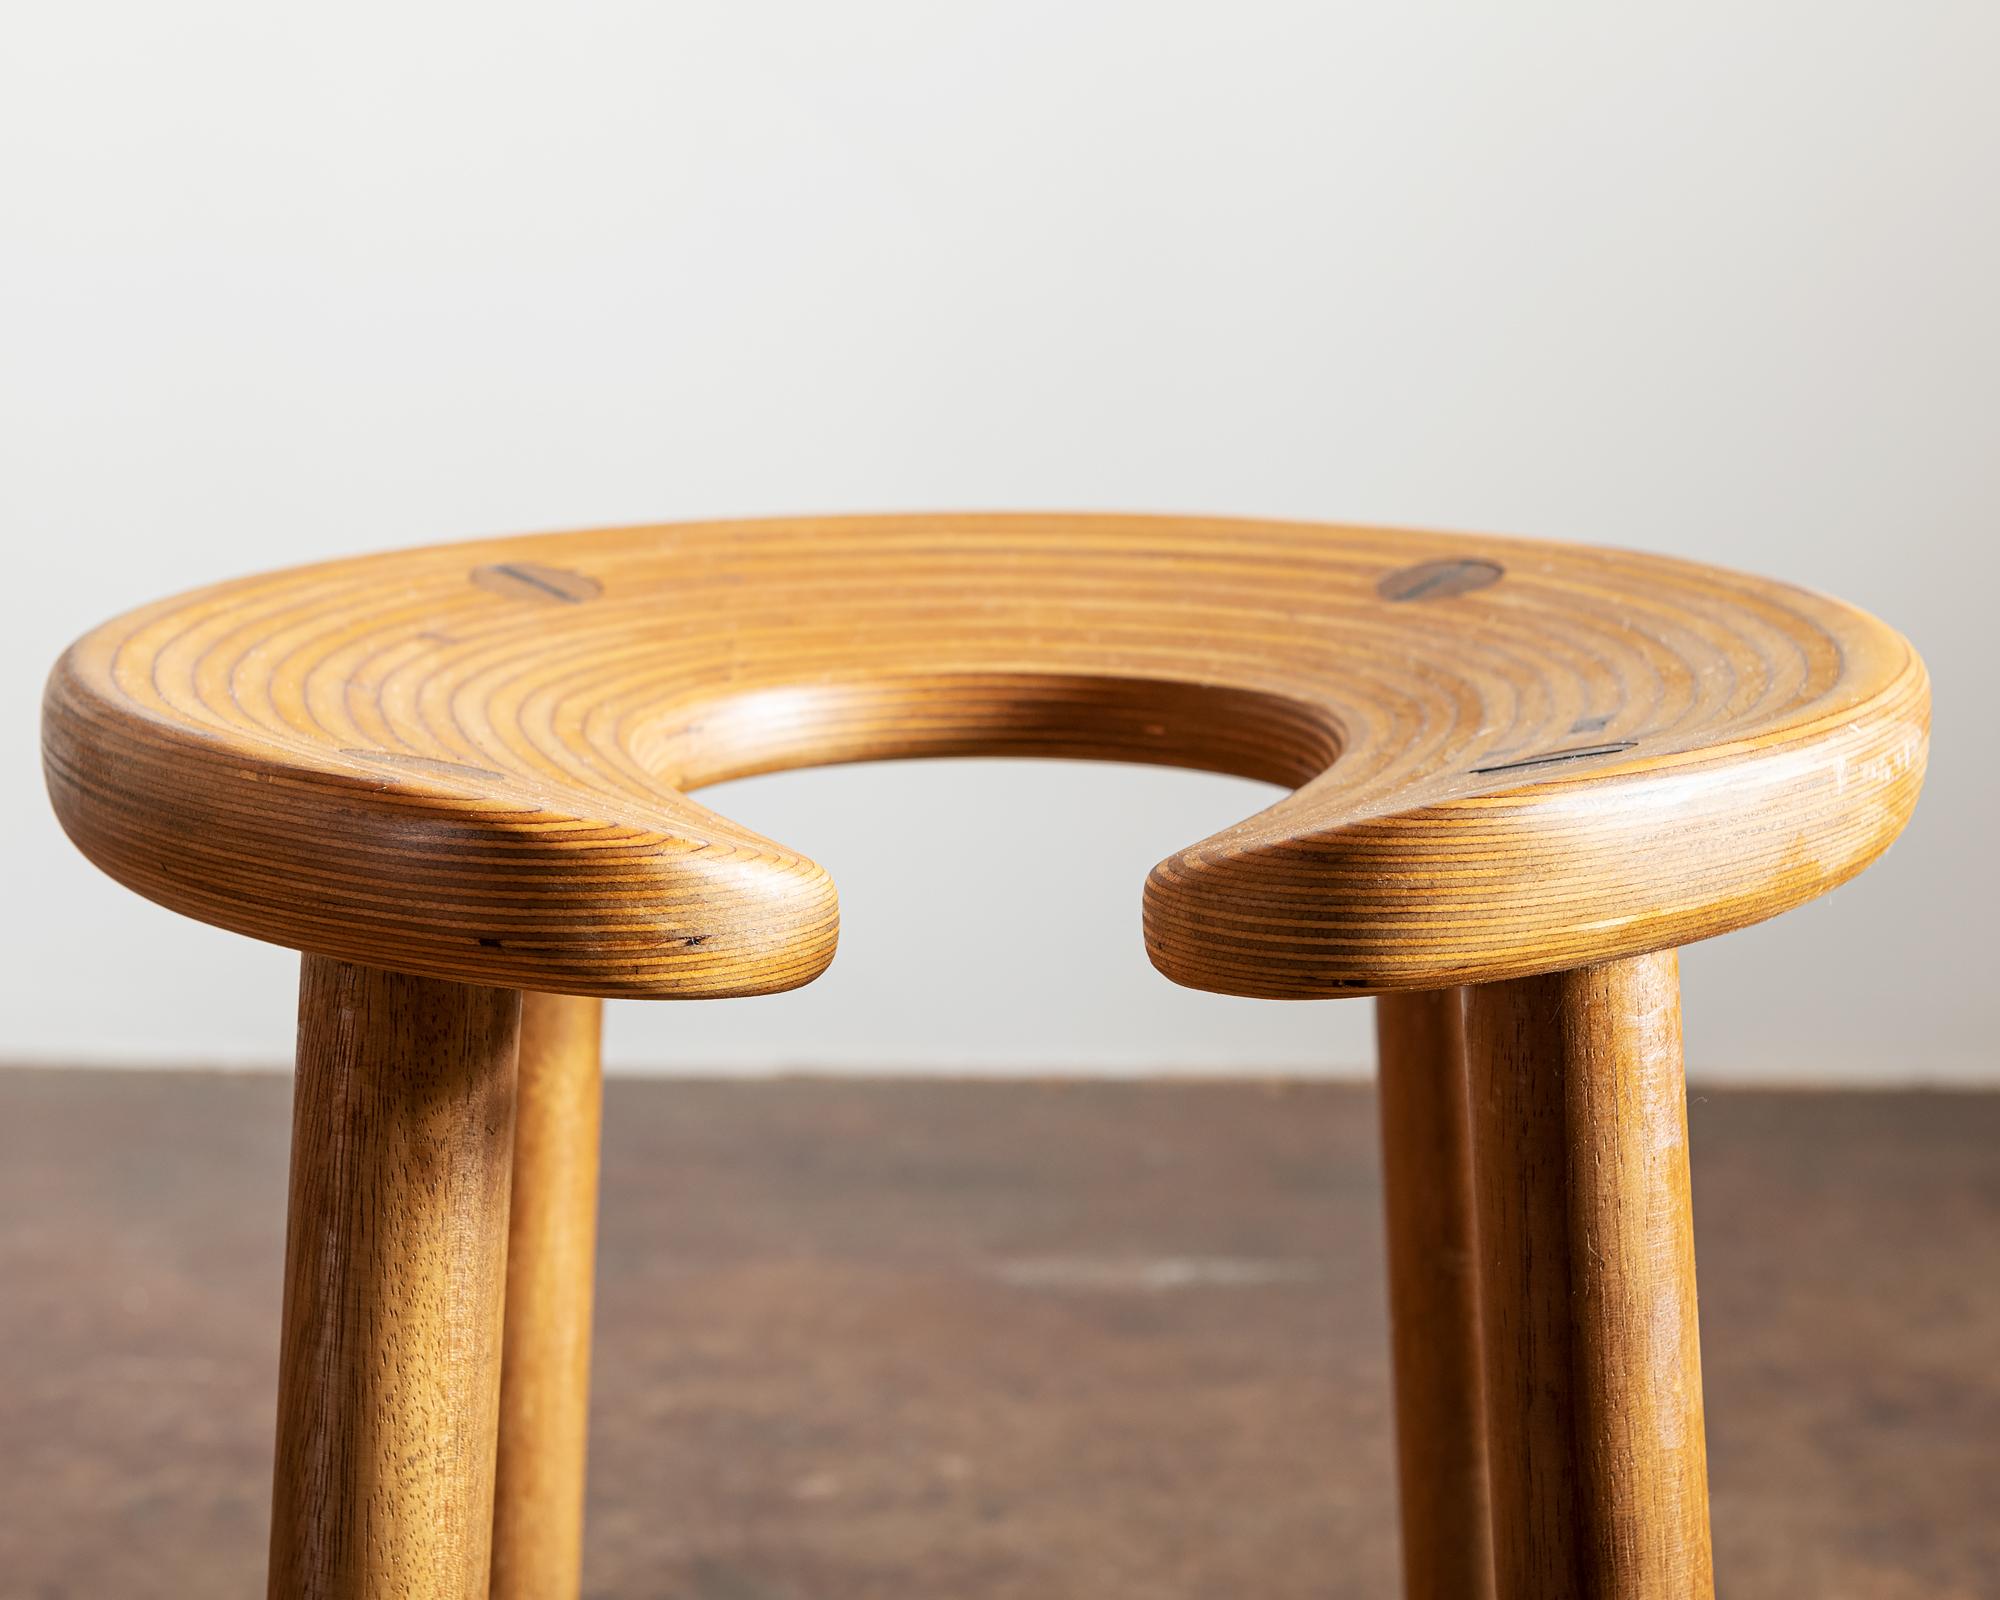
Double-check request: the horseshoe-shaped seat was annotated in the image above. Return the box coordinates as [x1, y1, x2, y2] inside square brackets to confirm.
[43, 512, 1926, 999]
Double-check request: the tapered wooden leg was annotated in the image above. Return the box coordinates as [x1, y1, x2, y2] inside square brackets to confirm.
[270, 956, 521, 1600]
[1376, 988, 1495, 1600]
[1464, 950, 1713, 1599]
[490, 993, 604, 1600]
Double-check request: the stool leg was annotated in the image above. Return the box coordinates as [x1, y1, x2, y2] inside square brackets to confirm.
[270, 956, 521, 1599]
[1463, 950, 1713, 1599]
[491, 993, 604, 1600]
[1376, 988, 1495, 1600]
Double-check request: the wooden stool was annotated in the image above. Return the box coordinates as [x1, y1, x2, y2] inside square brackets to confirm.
[41, 514, 1928, 1599]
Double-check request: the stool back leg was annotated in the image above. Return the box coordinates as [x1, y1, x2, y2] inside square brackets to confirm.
[270, 956, 521, 1599]
[1464, 950, 1714, 1598]
[1376, 988, 1496, 1600]
[491, 993, 605, 1600]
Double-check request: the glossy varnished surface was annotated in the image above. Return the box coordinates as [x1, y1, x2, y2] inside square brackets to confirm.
[269, 960, 519, 1599]
[1376, 989, 1492, 1600]
[1466, 954, 1712, 1597]
[42, 515, 1927, 998]
[492, 993, 604, 1600]
[3, 1070, 1996, 1599]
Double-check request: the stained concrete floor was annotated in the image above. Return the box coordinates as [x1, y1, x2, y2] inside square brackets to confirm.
[1, 1071, 1995, 1599]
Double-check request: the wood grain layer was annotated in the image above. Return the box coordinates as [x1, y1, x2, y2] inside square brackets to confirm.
[42, 514, 1928, 997]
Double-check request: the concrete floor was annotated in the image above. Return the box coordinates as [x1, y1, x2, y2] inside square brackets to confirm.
[1, 1070, 1995, 1598]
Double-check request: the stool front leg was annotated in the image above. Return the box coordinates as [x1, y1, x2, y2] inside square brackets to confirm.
[1464, 950, 1713, 1599]
[491, 993, 605, 1600]
[270, 956, 522, 1600]
[1376, 988, 1495, 1600]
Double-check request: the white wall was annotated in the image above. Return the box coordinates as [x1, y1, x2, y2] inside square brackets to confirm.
[3, 3, 1991, 1080]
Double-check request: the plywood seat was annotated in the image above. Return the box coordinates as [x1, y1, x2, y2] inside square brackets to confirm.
[43, 512, 1926, 1000]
